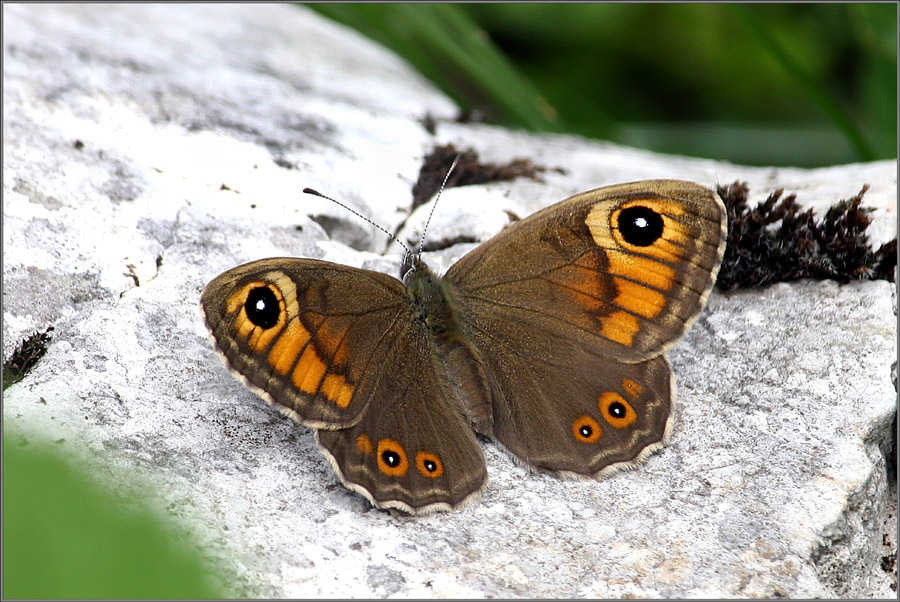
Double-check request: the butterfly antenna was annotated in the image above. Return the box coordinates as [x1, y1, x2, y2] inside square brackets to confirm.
[417, 153, 461, 256]
[302, 188, 411, 255]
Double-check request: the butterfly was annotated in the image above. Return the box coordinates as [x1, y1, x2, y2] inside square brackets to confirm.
[200, 179, 727, 513]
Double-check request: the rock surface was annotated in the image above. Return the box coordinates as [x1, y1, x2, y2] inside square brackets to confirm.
[3, 4, 896, 598]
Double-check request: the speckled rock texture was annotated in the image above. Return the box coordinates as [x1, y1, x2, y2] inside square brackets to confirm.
[4, 4, 896, 598]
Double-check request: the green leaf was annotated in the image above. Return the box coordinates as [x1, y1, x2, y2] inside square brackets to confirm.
[3, 433, 227, 599]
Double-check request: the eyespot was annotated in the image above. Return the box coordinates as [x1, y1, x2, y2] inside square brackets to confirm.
[245, 285, 280, 329]
[572, 415, 602, 443]
[356, 434, 373, 455]
[376, 438, 409, 477]
[598, 391, 637, 428]
[416, 451, 444, 478]
[621, 378, 643, 400]
[616, 205, 664, 247]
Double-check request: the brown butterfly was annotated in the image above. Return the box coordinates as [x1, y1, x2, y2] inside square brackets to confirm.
[200, 179, 727, 513]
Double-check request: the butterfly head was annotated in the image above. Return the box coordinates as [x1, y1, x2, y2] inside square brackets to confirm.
[400, 251, 425, 283]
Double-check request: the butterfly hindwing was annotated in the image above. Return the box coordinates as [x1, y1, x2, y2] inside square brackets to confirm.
[462, 304, 675, 474]
[315, 319, 488, 513]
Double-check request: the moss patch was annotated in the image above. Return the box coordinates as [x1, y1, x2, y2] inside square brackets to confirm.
[412, 144, 561, 209]
[716, 181, 896, 289]
[3, 327, 54, 391]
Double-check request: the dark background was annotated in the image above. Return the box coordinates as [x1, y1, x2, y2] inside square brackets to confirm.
[309, 3, 897, 167]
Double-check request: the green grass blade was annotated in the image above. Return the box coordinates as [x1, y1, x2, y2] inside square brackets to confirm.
[306, 3, 561, 131]
[730, 4, 876, 161]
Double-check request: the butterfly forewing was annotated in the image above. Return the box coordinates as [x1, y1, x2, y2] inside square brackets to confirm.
[447, 179, 727, 363]
[201, 259, 411, 428]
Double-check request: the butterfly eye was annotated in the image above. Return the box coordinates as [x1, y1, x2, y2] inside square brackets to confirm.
[245, 286, 280, 329]
[617, 205, 664, 246]
[416, 451, 444, 478]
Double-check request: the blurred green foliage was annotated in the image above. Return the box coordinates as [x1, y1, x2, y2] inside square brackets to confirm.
[306, 3, 896, 167]
[3, 433, 226, 598]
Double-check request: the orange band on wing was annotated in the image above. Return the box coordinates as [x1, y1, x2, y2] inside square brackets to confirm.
[222, 273, 355, 409]
[234, 311, 258, 342]
[321, 373, 353, 408]
[268, 319, 311, 375]
[599, 310, 640, 347]
[288, 344, 355, 408]
[294, 345, 327, 393]
[605, 250, 676, 292]
[611, 277, 666, 318]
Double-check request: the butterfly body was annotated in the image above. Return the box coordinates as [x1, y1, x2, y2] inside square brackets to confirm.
[402, 256, 496, 435]
[201, 179, 727, 513]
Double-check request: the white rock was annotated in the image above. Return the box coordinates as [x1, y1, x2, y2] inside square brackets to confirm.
[3, 3, 896, 598]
